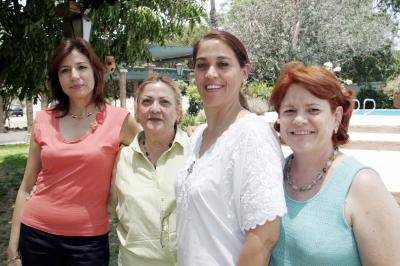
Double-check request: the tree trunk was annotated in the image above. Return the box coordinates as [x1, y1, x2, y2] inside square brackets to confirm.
[26, 98, 34, 133]
[41, 93, 49, 110]
[0, 95, 5, 133]
[209, 0, 218, 29]
[119, 69, 128, 109]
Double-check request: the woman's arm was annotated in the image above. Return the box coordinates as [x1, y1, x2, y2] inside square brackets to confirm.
[237, 217, 280, 266]
[119, 114, 141, 146]
[347, 168, 400, 265]
[7, 135, 42, 264]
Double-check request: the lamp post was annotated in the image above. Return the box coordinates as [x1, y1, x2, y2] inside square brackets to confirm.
[71, 12, 92, 42]
[176, 63, 184, 76]
[62, 1, 92, 42]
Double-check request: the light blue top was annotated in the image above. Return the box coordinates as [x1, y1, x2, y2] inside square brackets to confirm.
[270, 156, 368, 266]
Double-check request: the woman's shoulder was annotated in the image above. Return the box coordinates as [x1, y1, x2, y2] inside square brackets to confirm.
[103, 104, 129, 115]
[34, 108, 55, 121]
[235, 113, 276, 139]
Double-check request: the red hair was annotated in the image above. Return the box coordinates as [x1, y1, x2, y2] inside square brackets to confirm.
[270, 61, 353, 146]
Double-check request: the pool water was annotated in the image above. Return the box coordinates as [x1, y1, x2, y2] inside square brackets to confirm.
[353, 109, 400, 116]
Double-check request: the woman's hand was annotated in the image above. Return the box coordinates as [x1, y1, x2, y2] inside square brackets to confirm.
[7, 254, 22, 266]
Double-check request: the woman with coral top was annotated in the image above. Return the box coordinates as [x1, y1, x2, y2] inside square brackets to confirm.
[7, 38, 140, 266]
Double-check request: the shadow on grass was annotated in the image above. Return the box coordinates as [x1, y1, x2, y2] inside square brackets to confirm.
[0, 150, 27, 265]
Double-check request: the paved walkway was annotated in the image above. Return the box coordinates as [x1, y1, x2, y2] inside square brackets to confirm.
[0, 130, 28, 145]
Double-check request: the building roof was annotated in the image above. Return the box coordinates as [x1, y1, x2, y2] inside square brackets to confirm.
[146, 44, 193, 61]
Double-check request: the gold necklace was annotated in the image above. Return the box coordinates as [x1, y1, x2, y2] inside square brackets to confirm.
[285, 148, 338, 192]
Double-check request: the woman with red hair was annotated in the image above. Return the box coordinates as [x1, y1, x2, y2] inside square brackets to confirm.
[269, 61, 400, 265]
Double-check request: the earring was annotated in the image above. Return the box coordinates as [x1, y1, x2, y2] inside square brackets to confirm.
[334, 127, 338, 134]
[276, 118, 280, 124]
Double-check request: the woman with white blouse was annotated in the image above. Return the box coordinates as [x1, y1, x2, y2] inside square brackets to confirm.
[175, 30, 287, 266]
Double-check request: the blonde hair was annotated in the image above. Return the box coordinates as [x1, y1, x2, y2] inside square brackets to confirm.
[135, 75, 183, 124]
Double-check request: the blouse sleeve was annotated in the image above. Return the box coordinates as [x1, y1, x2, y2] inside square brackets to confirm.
[236, 122, 287, 231]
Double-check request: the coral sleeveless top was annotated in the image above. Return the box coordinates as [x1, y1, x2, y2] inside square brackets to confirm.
[22, 104, 128, 236]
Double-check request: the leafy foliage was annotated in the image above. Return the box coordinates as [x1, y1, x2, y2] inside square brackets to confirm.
[0, 0, 206, 102]
[356, 86, 393, 109]
[341, 46, 400, 83]
[165, 24, 209, 47]
[0, 0, 62, 101]
[90, 0, 206, 66]
[383, 75, 400, 97]
[186, 84, 203, 115]
[181, 111, 206, 131]
[377, 0, 400, 12]
[223, 0, 397, 83]
[246, 81, 273, 99]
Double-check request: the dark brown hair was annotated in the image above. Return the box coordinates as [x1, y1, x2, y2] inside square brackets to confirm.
[270, 61, 353, 146]
[193, 30, 249, 110]
[47, 38, 106, 117]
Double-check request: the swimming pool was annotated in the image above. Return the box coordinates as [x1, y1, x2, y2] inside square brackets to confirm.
[353, 109, 400, 116]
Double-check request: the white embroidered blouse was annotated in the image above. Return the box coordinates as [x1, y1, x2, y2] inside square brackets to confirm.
[176, 113, 287, 266]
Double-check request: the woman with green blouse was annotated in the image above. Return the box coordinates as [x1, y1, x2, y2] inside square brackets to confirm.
[110, 75, 188, 266]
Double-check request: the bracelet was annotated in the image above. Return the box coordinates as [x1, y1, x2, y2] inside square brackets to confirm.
[7, 254, 21, 264]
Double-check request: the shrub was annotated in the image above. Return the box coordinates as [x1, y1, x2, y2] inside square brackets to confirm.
[382, 76, 400, 98]
[186, 85, 203, 116]
[246, 81, 273, 99]
[174, 79, 189, 96]
[180, 111, 206, 131]
[356, 86, 393, 109]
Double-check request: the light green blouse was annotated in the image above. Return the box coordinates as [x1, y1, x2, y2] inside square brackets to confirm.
[110, 129, 188, 266]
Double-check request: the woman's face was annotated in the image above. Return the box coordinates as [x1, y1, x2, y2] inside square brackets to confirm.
[278, 83, 342, 155]
[136, 81, 181, 135]
[58, 49, 95, 103]
[194, 39, 249, 110]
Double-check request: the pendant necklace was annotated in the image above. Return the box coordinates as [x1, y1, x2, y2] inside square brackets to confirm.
[285, 148, 338, 192]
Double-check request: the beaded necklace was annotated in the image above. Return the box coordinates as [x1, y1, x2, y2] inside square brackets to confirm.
[141, 136, 173, 160]
[69, 112, 94, 120]
[285, 148, 338, 192]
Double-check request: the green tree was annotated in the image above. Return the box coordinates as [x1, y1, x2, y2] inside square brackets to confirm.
[0, 0, 206, 101]
[166, 24, 208, 47]
[0, 0, 205, 130]
[224, 0, 397, 83]
[341, 46, 400, 83]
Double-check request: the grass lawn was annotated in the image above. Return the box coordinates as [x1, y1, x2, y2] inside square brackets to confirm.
[0, 144, 119, 265]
